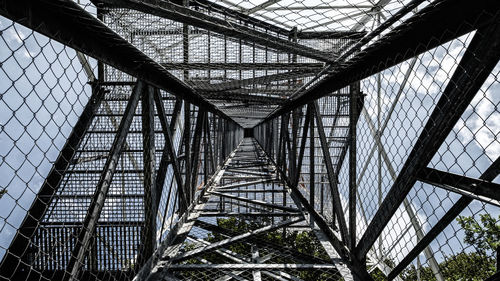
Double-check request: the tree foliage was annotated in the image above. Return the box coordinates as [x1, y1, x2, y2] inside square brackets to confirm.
[180, 217, 340, 280]
[401, 214, 499, 280]
[177, 214, 500, 280]
[401, 252, 495, 281]
[457, 214, 500, 255]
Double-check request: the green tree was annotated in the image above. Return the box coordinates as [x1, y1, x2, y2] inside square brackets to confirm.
[368, 257, 396, 281]
[401, 214, 499, 280]
[457, 214, 500, 256]
[401, 252, 495, 281]
[180, 217, 341, 280]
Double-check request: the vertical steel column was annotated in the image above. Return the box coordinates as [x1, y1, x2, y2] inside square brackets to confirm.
[140, 85, 158, 265]
[313, 101, 349, 243]
[276, 117, 283, 174]
[290, 108, 300, 186]
[221, 120, 227, 160]
[190, 109, 206, 195]
[281, 113, 290, 208]
[274, 118, 279, 161]
[295, 105, 311, 186]
[309, 104, 315, 207]
[204, 114, 215, 180]
[349, 82, 360, 251]
[182, 0, 189, 81]
[66, 81, 144, 281]
[213, 115, 219, 167]
[203, 116, 209, 183]
[377, 54, 383, 259]
[183, 103, 192, 206]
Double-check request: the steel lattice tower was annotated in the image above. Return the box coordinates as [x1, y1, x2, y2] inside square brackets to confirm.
[0, 0, 499, 281]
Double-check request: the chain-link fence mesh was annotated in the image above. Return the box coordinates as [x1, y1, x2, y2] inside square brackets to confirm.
[0, 3, 243, 279]
[0, 0, 499, 280]
[255, 1, 500, 280]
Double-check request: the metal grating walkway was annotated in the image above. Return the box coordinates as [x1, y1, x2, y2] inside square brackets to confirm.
[144, 138, 352, 281]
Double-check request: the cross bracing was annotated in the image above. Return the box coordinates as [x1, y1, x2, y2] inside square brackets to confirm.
[0, 0, 499, 281]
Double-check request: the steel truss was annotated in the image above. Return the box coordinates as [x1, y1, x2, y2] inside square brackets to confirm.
[140, 139, 362, 281]
[0, 0, 499, 281]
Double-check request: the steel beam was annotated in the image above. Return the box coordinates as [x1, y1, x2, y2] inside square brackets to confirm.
[294, 105, 311, 186]
[202, 70, 318, 92]
[190, 109, 206, 196]
[209, 191, 300, 212]
[312, 101, 349, 244]
[206, 88, 299, 95]
[183, 103, 192, 206]
[217, 179, 274, 190]
[388, 157, 500, 279]
[267, 6, 371, 11]
[140, 85, 158, 265]
[161, 63, 324, 71]
[296, 30, 366, 40]
[205, 93, 286, 105]
[356, 21, 500, 260]
[215, 189, 282, 193]
[168, 264, 337, 270]
[309, 105, 315, 211]
[96, 0, 335, 63]
[348, 83, 359, 251]
[196, 211, 301, 217]
[416, 167, 500, 203]
[292, 108, 301, 184]
[203, 113, 213, 181]
[66, 81, 144, 281]
[169, 217, 303, 262]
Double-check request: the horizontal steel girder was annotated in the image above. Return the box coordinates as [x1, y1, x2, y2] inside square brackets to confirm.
[200, 70, 317, 92]
[167, 216, 304, 263]
[161, 63, 325, 71]
[96, 0, 336, 63]
[168, 264, 338, 270]
[205, 93, 287, 105]
[417, 167, 500, 203]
